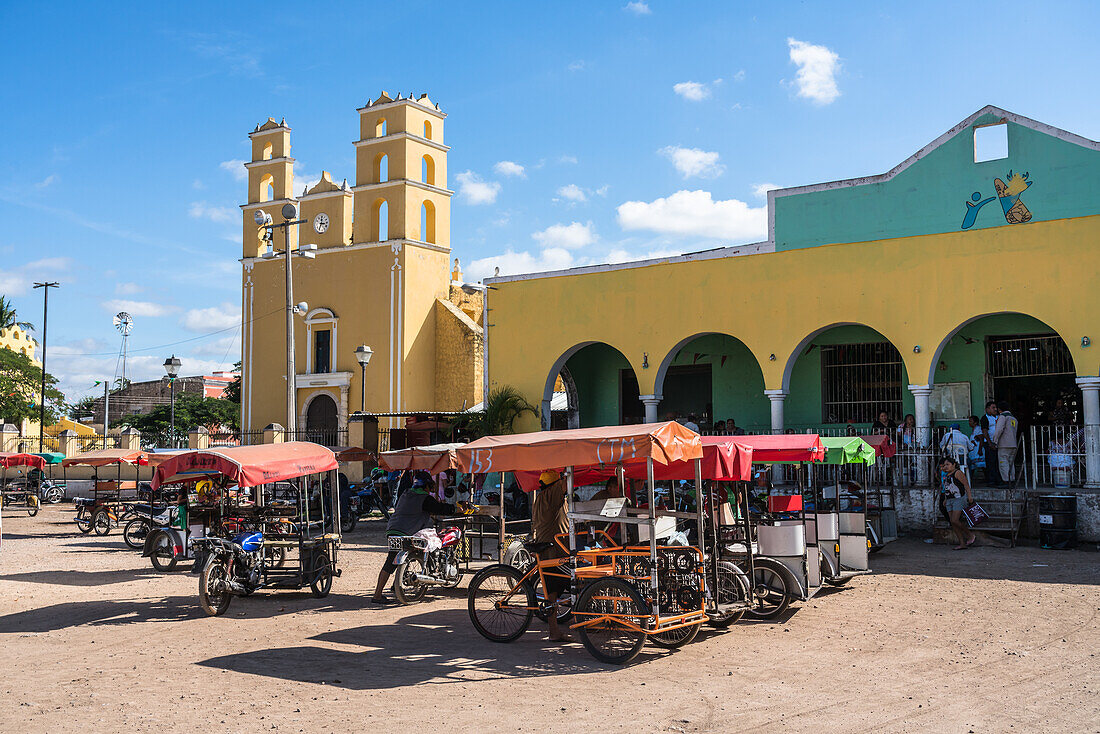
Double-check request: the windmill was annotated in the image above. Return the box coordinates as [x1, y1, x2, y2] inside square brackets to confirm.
[113, 312, 133, 389]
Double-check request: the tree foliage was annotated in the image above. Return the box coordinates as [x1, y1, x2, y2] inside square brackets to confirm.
[0, 296, 34, 332]
[0, 347, 64, 425]
[68, 395, 98, 421]
[222, 361, 241, 405]
[113, 392, 241, 448]
[451, 385, 539, 439]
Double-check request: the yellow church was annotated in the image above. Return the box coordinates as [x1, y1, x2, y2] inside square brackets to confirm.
[239, 93, 484, 443]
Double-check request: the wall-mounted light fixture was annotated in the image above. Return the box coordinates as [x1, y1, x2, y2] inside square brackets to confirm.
[769, 353, 776, 361]
[913, 345, 921, 353]
[642, 352, 649, 369]
[1083, 336, 1091, 348]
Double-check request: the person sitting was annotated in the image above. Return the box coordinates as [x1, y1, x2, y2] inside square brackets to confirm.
[939, 423, 971, 466]
[371, 476, 456, 604]
[726, 418, 745, 436]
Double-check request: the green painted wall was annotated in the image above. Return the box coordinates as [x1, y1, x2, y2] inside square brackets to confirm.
[666, 334, 768, 429]
[567, 343, 631, 428]
[774, 114, 1100, 251]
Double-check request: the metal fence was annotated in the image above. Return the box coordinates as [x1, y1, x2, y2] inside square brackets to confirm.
[207, 429, 266, 447]
[284, 428, 348, 448]
[1029, 424, 1087, 488]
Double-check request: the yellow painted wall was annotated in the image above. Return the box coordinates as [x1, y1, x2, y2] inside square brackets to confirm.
[487, 215, 1100, 432]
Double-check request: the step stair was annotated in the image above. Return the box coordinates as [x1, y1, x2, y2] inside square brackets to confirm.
[933, 484, 1024, 546]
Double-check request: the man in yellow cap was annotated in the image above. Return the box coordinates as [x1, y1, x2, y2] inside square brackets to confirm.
[531, 469, 571, 642]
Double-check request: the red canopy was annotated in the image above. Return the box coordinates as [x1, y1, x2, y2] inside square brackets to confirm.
[0, 452, 46, 470]
[151, 442, 338, 489]
[455, 422, 702, 475]
[859, 434, 897, 459]
[379, 443, 464, 474]
[62, 448, 149, 467]
[726, 434, 825, 463]
[513, 436, 752, 492]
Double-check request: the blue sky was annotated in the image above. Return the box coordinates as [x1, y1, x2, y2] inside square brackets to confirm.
[1, 1, 1098, 401]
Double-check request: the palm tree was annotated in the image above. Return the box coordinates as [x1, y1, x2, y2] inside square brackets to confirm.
[0, 296, 33, 332]
[455, 385, 539, 438]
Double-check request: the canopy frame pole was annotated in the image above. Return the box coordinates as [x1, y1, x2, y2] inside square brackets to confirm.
[647, 456, 658, 619]
[694, 457, 704, 553]
[498, 475, 505, 562]
[615, 463, 626, 546]
[742, 481, 756, 611]
[566, 466, 576, 590]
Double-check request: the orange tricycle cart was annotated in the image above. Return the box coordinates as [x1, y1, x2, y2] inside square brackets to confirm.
[461, 422, 718, 664]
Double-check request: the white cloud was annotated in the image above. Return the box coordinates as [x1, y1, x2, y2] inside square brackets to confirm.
[787, 38, 840, 105]
[219, 159, 248, 182]
[181, 301, 241, 332]
[624, 1, 651, 14]
[0, 258, 72, 296]
[102, 299, 175, 318]
[567, 60, 585, 72]
[192, 179, 205, 190]
[190, 334, 241, 358]
[188, 201, 236, 223]
[659, 146, 725, 179]
[617, 190, 767, 241]
[115, 282, 143, 295]
[558, 155, 578, 165]
[557, 184, 588, 202]
[532, 221, 596, 250]
[466, 247, 575, 282]
[294, 172, 322, 197]
[493, 161, 526, 178]
[455, 171, 501, 205]
[733, 69, 746, 82]
[35, 174, 57, 189]
[605, 247, 682, 264]
[752, 182, 781, 199]
[673, 81, 711, 101]
[23, 257, 70, 271]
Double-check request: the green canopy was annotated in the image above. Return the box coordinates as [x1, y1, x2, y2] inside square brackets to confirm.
[819, 437, 876, 465]
[33, 452, 65, 465]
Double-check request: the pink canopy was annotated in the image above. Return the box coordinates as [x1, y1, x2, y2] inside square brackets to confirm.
[513, 435, 752, 492]
[62, 448, 149, 467]
[859, 434, 897, 458]
[151, 441, 338, 489]
[725, 434, 825, 463]
[0, 453, 46, 470]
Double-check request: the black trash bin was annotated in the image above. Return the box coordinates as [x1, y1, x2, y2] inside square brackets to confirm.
[1038, 494, 1076, 549]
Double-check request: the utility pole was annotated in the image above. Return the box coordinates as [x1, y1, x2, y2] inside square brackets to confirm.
[103, 380, 110, 434]
[33, 281, 59, 451]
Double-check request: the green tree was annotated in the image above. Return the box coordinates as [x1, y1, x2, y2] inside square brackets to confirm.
[68, 395, 98, 421]
[0, 296, 34, 332]
[0, 347, 65, 425]
[222, 361, 241, 405]
[451, 385, 539, 439]
[113, 393, 241, 448]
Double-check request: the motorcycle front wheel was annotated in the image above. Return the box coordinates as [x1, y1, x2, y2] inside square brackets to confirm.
[199, 560, 233, 616]
[149, 533, 178, 572]
[123, 518, 149, 549]
[340, 514, 357, 533]
[392, 556, 428, 604]
[75, 513, 93, 534]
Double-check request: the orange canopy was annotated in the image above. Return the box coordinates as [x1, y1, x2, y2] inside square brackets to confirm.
[62, 448, 149, 467]
[727, 434, 825, 463]
[455, 422, 702, 474]
[145, 451, 189, 467]
[0, 452, 47, 470]
[379, 443, 464, 474]
[151, 442, 338, 489]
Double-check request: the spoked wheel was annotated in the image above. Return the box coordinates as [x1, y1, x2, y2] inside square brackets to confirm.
[467, 564, 535, 642]
[392, 556, 428, 605]
[340, 514, 357, 533]
[575, 577, 649, 665]
[149, 533, 178, 572]
[310, 552, 334, 598]
[75, 513, 93, 534]
[534, 589, 574, 625]
[745, 560, 792, 620]
[199, 561, 233, 616]
[92, 510, 112, 535]
[707, 560, 750, 629]
[123, 518, 150, 549]
[26, 496, 40, 517]
[265, 545, 286, 569]
[651, 621, 702, 649]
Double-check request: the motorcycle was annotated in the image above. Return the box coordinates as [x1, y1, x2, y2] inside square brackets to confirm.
[351, 480, 391, 520]
[390, 522, 466, 605]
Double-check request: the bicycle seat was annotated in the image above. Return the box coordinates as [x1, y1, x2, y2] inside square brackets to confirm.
[523, 540, 553, 555]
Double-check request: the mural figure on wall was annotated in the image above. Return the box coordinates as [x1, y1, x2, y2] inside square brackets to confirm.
[961, 170, 1033, 229]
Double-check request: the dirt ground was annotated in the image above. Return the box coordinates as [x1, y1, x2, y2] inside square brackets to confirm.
[1, 507, 1097, 733]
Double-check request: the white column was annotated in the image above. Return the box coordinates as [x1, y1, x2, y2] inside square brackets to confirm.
[1077, 377, 1100, 489]
[639, 394, 662, 424]
[909, 384, 934, 485]
[764, 389, 787, 434]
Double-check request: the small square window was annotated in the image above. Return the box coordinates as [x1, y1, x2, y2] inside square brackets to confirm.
[974, 123, 1008, 162]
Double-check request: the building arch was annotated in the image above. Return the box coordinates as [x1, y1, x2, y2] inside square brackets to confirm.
[421, 200, 436, 243]
[781, 321, 908, 393]
[262, 142, 273, 160]
[372, 198, 388, 241]
[259, 173, 275, 202]
[302, 391, 340, 444]
[423, 120, 432, 139]
[375, 118, 387, 137]
[422, 154, 435, 185]
[374, 153, 389, 183]
[541, 341, 639, 429]
[928, 311, 1077, 386]
[654, 332, 766, 398]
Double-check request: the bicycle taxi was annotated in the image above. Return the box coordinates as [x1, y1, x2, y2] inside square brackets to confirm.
[62, 448, 149, 535]
[149, 442, 343, 609]
[461, 421, 722, 664]
[0, 452, 47, 517]
[811, 436, 877, 586]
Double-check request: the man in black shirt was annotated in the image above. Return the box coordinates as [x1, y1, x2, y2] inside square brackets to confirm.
[371, 477, 456, 604]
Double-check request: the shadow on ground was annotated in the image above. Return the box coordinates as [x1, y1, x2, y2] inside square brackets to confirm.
[868, 537, 1100, 585]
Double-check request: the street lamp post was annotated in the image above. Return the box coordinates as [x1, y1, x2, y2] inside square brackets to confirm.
[33, 281, 59, 450]
[257, 203, 315, 437]
[354, 345, 373, 413]
[164, 355, 181, 448]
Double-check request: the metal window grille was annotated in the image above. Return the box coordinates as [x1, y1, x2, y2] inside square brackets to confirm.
[820, 342, 903, 424]
[987, 334, 1073, 378]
